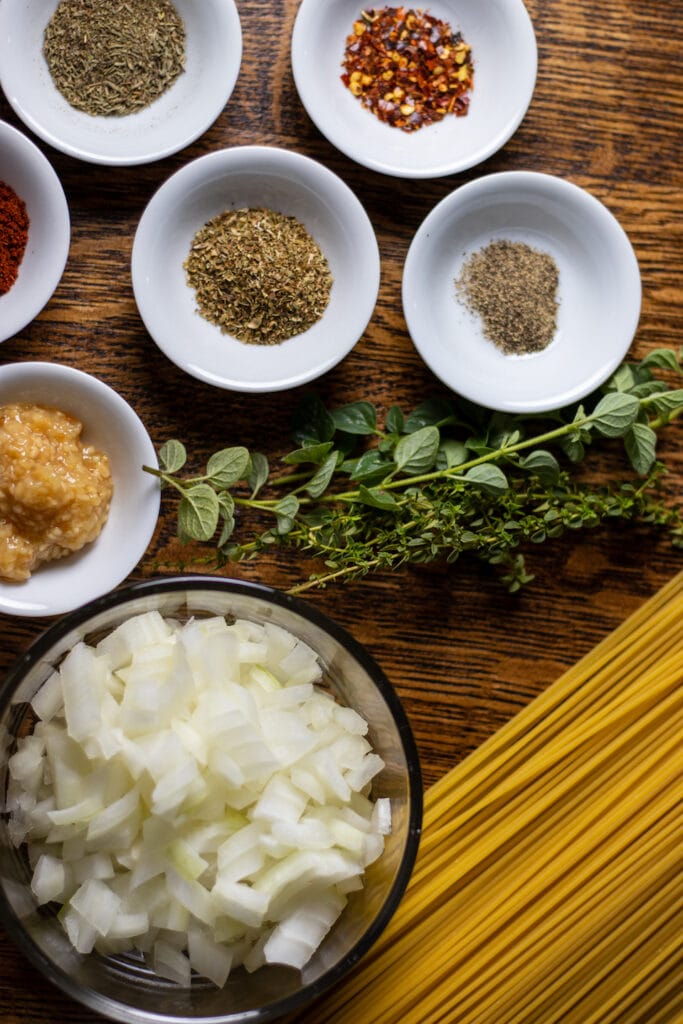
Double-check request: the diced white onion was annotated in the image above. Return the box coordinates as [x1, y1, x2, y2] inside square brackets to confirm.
[8, 611, 391, 988]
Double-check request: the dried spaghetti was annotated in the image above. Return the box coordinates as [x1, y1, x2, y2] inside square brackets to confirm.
[296, 571, 683, 1023]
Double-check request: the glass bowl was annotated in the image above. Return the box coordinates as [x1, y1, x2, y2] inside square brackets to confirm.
[0, 576, 422, 1022]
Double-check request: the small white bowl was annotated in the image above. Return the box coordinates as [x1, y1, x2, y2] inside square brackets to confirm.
[291, 0, 537, 179]
[0, 363, 160, 617]
[402, 171, 642, 413]
[131, 145, 381, 392]
[0, 121, 70, 342]
[0, 0, 242, 166]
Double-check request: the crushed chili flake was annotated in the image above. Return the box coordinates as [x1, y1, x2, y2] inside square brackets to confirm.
[340, 6, 474, 132]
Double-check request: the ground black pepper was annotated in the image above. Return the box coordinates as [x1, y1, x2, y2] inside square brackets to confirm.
[455, 240, 559, 355]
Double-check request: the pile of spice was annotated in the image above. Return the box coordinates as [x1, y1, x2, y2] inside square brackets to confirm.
[455, 240, 560, 355]
[0, 182, 29, 297]
[184, 207, 333, 346]
[341, 6, 474, 132]
[43, 0, 186, 117]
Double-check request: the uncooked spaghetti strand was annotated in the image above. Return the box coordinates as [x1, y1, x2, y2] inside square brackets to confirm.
[456, 849, 682, 1024]
[422, 807, 681, 1024]
[423, 637, 683, 833]
[425, 581, 683, 815]
[438, 812, 682, 1024]
[414, 693, 681, 897]
[318, 723, 681, 1011]
[318, 750, 681, 1024]
[612, 952, 683, 1024]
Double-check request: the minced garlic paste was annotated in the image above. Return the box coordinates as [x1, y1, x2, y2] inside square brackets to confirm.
[0, 403, 113, 582]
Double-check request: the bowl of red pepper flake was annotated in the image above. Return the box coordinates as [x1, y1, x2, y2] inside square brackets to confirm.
[0, 120, 70, 344]
[292, 0, 537, 178]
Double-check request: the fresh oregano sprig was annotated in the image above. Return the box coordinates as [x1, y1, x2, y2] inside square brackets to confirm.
[143, 348, 683, 592]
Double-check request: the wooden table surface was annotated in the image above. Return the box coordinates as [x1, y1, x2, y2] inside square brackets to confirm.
[1, 0, 681, 1020]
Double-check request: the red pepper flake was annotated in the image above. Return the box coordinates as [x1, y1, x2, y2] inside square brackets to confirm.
[341, 6, 474, 132]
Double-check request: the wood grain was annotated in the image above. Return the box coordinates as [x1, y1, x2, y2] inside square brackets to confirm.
[1, 0, 681, 1021]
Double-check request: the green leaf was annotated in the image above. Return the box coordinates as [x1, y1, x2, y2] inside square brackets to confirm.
[283, 442, 334, 466]
[385, 405, 404, 434]
[404, 398, 455, 431]
[159, 439, 187, 474]
[518, 450, 561, 484]
[357, 485, 399, 510]
[331, 401, 377, 435]
[437, 438, 468, 470]
[178, 484, 220, 542]
[206, 447, 250, 488]
[394, 425, 440, 474]
[347, 450, 395, 484]
[248, 452, 269, 497]
[643, 389, 683, 417]
[624, 423, 658, 475]
[464, 464, 509, 494]
[291, 394, 335, 445]
[217, 493, 236, 548]
[639, 348, 682, 374]
[589, 393, 640, 437]
[558, 433, 586, 463]
[274, 494, 300, 535]
[304, 453, 338, 498]
[606, 363, 636, 392]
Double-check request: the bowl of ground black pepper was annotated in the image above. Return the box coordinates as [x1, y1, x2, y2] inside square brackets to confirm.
[131, 145, 381, 392]
[0, 120, 70, 343]
[0, 0, 242, 166]
[291, 0, 537, 178]
[402, 171, 642, 413]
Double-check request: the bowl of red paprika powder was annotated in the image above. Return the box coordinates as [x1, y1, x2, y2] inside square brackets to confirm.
[0, 121, 70, 343]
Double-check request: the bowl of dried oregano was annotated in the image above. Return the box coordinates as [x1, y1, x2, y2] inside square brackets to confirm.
[0, 0, 242, 166]
[131, 144, 381, 392]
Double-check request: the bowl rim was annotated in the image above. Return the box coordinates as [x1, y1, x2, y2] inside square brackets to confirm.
[291, 0, 538, 179]
[0, 120, 71, 342]
[0, 0, 243, 166]
[0, 575, 423, 1024]
[131, 144, 381, 393]
[402, 169, 642, 412]
[0, 360, 161, 617]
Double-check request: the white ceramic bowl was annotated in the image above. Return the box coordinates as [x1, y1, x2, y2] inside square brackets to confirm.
[0, 121, 70, 342]
[291, 0, 537, 179]
[0, 0, 242, 166]
[131, 145, 381, 392]
[0, 362, 160, 617]
[402, 172, 642, 413]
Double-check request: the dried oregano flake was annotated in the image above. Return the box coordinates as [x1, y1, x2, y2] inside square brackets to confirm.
[184, 207, 333, 346]
[43, 0, 186, 117]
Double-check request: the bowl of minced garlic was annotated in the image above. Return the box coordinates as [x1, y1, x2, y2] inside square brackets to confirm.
[0, 403, 113, 582]
[0, 363, 160, 617]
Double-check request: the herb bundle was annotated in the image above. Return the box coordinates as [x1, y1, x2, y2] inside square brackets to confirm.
[144, 349, 683, 593]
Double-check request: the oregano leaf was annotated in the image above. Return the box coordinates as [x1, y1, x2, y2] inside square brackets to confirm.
[624, 423, 657, 475]
[346, 450, 396, 484]
[159, 439, 187, 474]
[283, 442, 334, 465]
[304, 452, 338, 498]
[518, 450, 561, 484]
[291, 394, 335, 445]
[178, 484, 220, 541]
[385, 405, 405, 434]
[639, 348, 682, 374]
[274, 494, 300, 535]
[589, 392, 640, 437]
[357, 485, 400, 510]
[248, 452, 269, 497]
[206, 447, 250, 487]
[643, 389, 683, 417]
[331, 401, 377, 435]
[394, 425, 440, 474]
[437, 438, 468, 470]
[464, 464, 509, 494]
[404, 398, 455, 431]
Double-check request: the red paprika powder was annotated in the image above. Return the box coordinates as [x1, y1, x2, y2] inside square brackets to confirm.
[0, 181, 30, 296]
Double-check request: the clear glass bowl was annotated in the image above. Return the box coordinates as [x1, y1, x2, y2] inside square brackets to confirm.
[0, 576, 422, 1023]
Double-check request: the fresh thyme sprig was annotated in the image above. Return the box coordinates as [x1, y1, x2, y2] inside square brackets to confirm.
[143, 348, 683, 592]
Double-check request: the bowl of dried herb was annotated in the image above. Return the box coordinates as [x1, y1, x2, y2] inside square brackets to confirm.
[291, 0, 537, 179]
[0, 0, 242, 166]
[402, 171, 642, 413]
[131, 145, 381, 392]
[0, 120, 70, 343]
